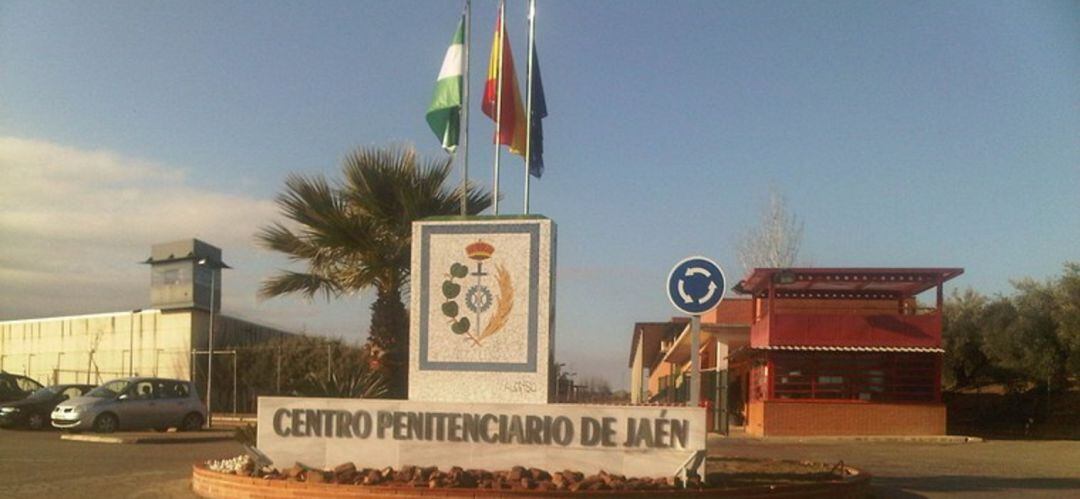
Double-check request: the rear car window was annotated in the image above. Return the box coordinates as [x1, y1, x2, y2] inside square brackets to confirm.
[16, 376, 41, 392]
[156, 381, 191, 399]
[132, 381, 155, 400]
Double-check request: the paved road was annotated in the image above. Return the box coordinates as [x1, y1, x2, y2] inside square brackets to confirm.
[0, 428, 242, 498]
[2, 428, 1078, 498]
[710, 435, 1080, 498]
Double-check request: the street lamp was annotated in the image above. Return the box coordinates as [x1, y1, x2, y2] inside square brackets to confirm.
[553, 362, 565, 402]
[565, 372, 577, 402]
[130, 309, 142, 376]
[196, 258, 230, 428]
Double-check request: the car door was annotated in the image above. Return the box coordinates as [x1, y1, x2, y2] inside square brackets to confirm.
[117, 380, 159, 430]
[156, 381, 189, 428]
[0, 377, 15, 402]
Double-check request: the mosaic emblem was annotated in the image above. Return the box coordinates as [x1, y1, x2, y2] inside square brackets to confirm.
[440, 240, 514, 346]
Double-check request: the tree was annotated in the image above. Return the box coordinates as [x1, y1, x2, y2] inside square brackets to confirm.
[940, 263, 1080, 431]
[980, 278, 1069, 389]
[1052, 263, 1080, 375]
[577, 376, 614, 403]
[736, 188, 804, 275]
[941, 288, 992, 389]
[257, 145, 492, 398]
[234, 336, 386, 404]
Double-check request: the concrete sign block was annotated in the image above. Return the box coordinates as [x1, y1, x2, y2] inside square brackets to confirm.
[257, 397, 706, 477]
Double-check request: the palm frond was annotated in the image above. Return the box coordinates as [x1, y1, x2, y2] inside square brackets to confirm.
[256, 222, 321, 262]
[256, 144, 492, 299]
[258, 270, 341, 300]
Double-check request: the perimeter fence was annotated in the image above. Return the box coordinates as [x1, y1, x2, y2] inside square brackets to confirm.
[189, 335, 379, 414]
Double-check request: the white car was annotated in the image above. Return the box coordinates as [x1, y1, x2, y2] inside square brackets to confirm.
[52, 377, 206, 433]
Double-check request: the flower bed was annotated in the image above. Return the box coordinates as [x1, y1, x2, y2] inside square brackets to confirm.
[193, 456, 870, 498]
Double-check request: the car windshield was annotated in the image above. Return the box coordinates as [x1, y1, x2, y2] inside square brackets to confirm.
[26, 386, 61, 399]
[87, 380, 131, 399]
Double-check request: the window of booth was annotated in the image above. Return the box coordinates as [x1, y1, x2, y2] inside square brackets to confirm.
[771, 352, 938, 402]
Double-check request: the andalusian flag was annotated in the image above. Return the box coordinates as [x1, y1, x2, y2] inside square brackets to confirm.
[481, 4, 527, 156]
[426, 16, 465, 153]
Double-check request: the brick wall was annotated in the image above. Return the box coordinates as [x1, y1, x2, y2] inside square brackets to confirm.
[702, 298, 753, 324]
[747, 401, 945, 436]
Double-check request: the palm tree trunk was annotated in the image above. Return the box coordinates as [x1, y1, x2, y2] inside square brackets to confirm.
[369, 285, 409, 398]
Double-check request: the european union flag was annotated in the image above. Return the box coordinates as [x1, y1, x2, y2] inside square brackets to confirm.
[528, 44, 547, 178]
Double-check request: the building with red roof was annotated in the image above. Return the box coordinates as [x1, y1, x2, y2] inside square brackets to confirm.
[628, 267, 963, 436]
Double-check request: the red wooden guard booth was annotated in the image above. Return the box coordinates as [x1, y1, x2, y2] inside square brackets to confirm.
[730, 268, 963, 436]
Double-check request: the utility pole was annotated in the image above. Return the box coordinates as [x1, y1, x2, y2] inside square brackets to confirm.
[197, 258, 230, 428]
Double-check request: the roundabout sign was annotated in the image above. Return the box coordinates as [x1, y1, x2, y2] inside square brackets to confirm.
[666, 255, 727, 407]
[666, 256, 726, 315]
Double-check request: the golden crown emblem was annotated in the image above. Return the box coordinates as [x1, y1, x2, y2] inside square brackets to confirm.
[465, 240, 494, 261]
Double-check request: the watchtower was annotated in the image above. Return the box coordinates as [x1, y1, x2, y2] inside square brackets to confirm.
[143, 239, 226, 312]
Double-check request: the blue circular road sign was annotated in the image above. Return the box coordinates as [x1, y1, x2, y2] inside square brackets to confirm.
[667, 256, 727, 315]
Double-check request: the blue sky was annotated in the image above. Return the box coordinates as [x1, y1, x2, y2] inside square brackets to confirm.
[2, 1, 1077, 389]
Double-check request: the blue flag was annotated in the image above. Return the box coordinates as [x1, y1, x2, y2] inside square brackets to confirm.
[528, 44, 547, 178]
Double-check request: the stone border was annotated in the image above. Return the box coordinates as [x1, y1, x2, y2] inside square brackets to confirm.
[743, 435, 983, 444]
[60, 431, 232, 444]
[191, 464, 871, 498]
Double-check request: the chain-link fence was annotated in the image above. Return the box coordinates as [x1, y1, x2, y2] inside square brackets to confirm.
[51, 369, 128, 386]
[189, 336, 382, 415]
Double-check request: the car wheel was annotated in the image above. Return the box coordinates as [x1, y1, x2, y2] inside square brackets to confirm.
[93, 413, 118, 434]
[180, 413, 203, 432]
[27, 413, 46, 430]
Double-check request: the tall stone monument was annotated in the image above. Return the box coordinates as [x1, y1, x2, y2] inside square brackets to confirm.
[257, 215, 706, 477]
[408, 216, 555, 404]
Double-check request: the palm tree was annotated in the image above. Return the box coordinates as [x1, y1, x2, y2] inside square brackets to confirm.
[257, 145, 492, 398]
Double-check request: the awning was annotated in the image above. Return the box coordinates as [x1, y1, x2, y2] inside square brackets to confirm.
[744, 345, 943, 353]
[658, 323, 750, 366]
[627, 320, 687, 368]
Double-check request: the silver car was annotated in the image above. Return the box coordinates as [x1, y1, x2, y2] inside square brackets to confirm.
[51, 377, 206, 433]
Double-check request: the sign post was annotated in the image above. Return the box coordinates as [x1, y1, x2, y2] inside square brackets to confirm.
[690, 315, 701, 406]
[666, 256, 726, 408]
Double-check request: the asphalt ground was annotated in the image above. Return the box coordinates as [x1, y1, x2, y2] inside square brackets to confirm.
[0, 428, 242, 498]
[710, 434, 1080, 498]
[1, 427, 1078, 498]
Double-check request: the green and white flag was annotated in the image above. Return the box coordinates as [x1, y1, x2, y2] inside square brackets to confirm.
[427, 16, 465, 153]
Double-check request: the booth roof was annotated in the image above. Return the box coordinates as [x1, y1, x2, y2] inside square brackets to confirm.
[734, 267, 963, 298]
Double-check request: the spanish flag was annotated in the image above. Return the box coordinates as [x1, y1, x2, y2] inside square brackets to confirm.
[481, 3, 527, 156]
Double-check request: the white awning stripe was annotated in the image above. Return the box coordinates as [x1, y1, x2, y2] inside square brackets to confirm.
[751, 345, 944, 353]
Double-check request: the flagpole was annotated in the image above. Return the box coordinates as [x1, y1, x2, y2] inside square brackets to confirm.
[492, 0, 505, 215]
[524, 0, 536, 214]
[461, 0, 471, 216]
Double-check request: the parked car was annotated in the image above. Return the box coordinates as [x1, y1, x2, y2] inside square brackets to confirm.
[0, 371, 43, 403]
[51, 377, 206, 433]
[0, 384, 95, 430]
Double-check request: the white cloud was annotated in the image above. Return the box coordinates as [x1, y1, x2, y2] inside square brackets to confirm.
[1, 136, 268, 246]
[0, 136, 367, 338]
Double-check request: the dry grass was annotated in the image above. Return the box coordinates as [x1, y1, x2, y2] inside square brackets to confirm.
[479, 263, 513, 341]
